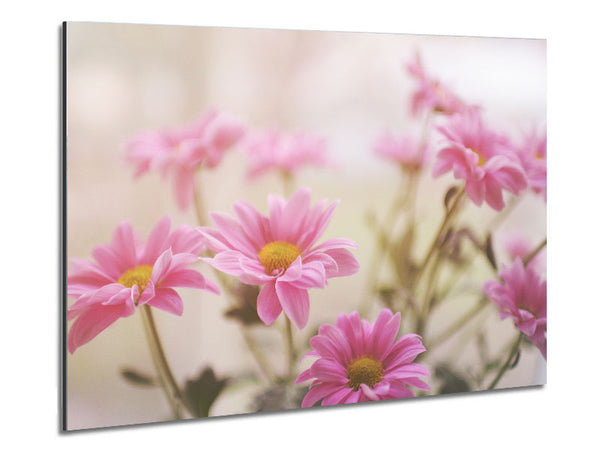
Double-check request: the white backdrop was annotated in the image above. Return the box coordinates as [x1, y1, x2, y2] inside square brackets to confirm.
[1, 0, 598, 448]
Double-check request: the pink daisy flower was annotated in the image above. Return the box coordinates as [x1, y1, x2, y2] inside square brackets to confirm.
[515, 129, 547, 201]
[373, 131, 430, 171]
[296, 309, 430, 406]
[406, 52, 468, 117]
[125, 109, 245, 210]
[198, 187, 359, 329]
[67, 216, 219, 354]
[243, 130, 331, 180]
[483, 258, 547, 359]
[432, 109, 528, 211]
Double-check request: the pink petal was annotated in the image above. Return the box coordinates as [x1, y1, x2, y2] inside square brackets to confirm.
[111, 221, 138, 269]
[267, 194, 285, 241]
[140, 216, 172, 264]
[90, 245, 128, 279]
[160, 268, 207, 289]
[296, 368, 314, 385]
[275, 281, 310, 329]
[307, 237, 358, 255]
[301, 382, 339, 408]
[280, 187, 311, 242]
[196, 227, 232, 253]
[168, 226, 204, 255]
[289, 261, 327, 289]
[465, 179, 485, 206]
[67, 303, 132, 354]
[370, 309, 401, 360]
[297, 200, 339, 250]
[136, 280, 155, 306]
[233, 201, 269, 248]
[151, 248, 173, 282]
[484, 178, 505, 211]
[322, 248, 360, 278]
[343, 390, 361, 404]
[256, 282, 282, 325]
[209, 212, 259, 257]
[146, 287, 184, 316]
[310, 358, 348, 383]
[359, 384, 380, 401]
[321, 387, 353, 406]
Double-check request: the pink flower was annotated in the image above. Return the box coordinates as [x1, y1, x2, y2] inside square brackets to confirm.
[243, 130, 331, 179]
[406, 52, 468, 117]
[483, 258, 547, 359]
[515, 129, 547, 201]
[433, 109, 528, 211]
[296, 309, 429, 406]
[373, 131, 430, 171]
[125, 109, 245, 210]
[198, 187, 359, 329]
[67, 217, 219, 353]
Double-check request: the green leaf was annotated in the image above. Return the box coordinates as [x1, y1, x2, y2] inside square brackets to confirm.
[120, 368, 157, 387]
[484, 234, 497, 271]
[434, 364, 471, 394]
[182, 367, 230, 418]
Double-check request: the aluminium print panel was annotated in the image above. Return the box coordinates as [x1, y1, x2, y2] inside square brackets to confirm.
[63, 21, 546, 431]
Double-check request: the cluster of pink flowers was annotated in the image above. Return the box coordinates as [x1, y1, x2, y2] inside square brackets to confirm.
[432, 109, 529, 211]
[243, 130, 332, 180]
[69, 48, 546, 414]
[125, 110, 246, 210]
[404, 53, 547, 212]
[483, 258, 547, 359]
[515, 129, 547, 201]
[406, 53, 469, 117]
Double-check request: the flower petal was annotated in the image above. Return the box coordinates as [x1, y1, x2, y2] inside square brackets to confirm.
[139, 216, 172, 264]
[256, 282, 282, 325]
[276, 281, 310, 329]
[146, 287, 184, 316]
[67, 303, 131, 354]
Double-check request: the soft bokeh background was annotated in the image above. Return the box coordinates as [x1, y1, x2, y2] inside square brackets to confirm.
[66, 22, 546, 430]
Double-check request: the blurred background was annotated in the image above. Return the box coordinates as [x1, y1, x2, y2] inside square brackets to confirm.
[66, 22, 546, 430]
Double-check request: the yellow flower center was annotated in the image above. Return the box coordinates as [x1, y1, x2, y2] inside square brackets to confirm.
[258, 241, 301, 275]
[346, 356, 384, 391]
[117, 265, 154, 291]
[471, 148, 487, 167]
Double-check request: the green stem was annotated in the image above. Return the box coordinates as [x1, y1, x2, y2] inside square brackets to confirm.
[415, 187, 465, 287]
[487, 332, 524, 389]
[240, 326, 276, 383]
[523, 238, 547, 267]
[415, 252, 444, 336]
[284, 317, 296, 380]
[140, 305, 187, 419]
